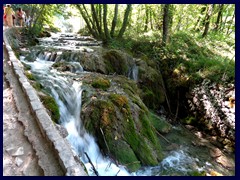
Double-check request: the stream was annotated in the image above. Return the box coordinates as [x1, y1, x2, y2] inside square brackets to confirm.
[19, 32, 235, 176]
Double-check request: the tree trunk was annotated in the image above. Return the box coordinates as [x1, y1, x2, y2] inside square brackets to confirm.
[214, 4, 224, 31]
[76, 5, 98, 38]
[117, 4, 132, 39]
[110, 4, 118, 37]
[162, 4, 170, 46]
[150, 10, 153, 30]
[103, 4, 111, 41]
[144, 5, 149, 32]
[227, 10, 235, 35]
[202, 4, 215, 38]
[194, 4, 207, 31]
[98, 4, 103, 33]
[91, 4, 102, 36]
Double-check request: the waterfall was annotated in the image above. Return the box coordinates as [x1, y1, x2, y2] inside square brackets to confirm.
[20, 58, 130, 176]
[128, 64, 138, 82]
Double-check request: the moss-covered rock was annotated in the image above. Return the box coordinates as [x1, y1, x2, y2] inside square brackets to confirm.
[148, 112, 172, 134]
[138, 62, 165, 110]
[39, 94, 60, 123]
[103, 50, 128, 75]
[81, 73, 163, 172]
[92, 77, 110, 90]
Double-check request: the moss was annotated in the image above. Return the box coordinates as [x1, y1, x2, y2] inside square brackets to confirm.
[40, 95, 60, 123]
[181, 116, 197, 125]
[32, 82, 43, 91]
[25, 71, 35, 80]
[82, 83, 163, 170]
[103, 50, 128, 75]
[109, 94, 128, 109]
[188, 170, 206, 176]
[92, 78, 110, 90]
[142, 88, 155, 109]
[149, 112, 172, 134]
[106, 138, 141, 172]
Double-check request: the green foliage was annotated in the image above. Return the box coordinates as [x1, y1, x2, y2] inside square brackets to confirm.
[40, 95, 60, 123]
[161, 32, 235, 85]
[181, 116, 197, 125]
[91, 77, 110, 90]
[25, 71, 35, 80]
[32, 82, 43, 91]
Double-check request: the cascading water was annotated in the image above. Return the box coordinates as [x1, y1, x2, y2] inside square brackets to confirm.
[19, 33, 234, 176]
[20, 56, 130, 176]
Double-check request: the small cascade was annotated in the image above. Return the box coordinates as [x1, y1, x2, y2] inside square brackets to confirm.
[68, 62, 84, 73]
[128, 64, 139, 82]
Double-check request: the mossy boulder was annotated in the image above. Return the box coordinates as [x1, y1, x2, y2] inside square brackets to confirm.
[137, 60, 165, 110]
[103, 50, 129, 75]
[81, 74, 163, 172]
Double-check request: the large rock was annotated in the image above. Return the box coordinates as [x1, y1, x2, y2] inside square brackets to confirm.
[80, 73, 164, 172]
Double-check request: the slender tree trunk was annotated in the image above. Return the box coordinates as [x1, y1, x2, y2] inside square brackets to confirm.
[162, 4, 170, 46]
[214, 4, 224, 31]
[91, 4, 102, 36]
[98, 4, 103, 33]
[227, 10, 235, 35]
[76, 5, 98, 38]
[82, 4, 99, 36]
[220, 5, 230, 32]
[144, 5, 149, 32]
[202, 4, 215, 38]
[110, 4, 118, 37]
[117, 4, 132, 39]
[103, 4, 111, 41]
[150, 10, 153, 30]
[194, 4, 207, 31]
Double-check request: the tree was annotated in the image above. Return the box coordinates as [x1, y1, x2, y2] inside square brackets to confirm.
[110, 4, 118, 37]
[194, 4, 207, 31]
[76, 4, 132, 43]
[162, 4, 170, 46]
[202, 4, 215, 38]
[117, 4, 132, 39]
[214, 4, 224, 31]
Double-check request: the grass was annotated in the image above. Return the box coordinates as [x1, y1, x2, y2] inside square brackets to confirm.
[108, 30, 234, 85]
